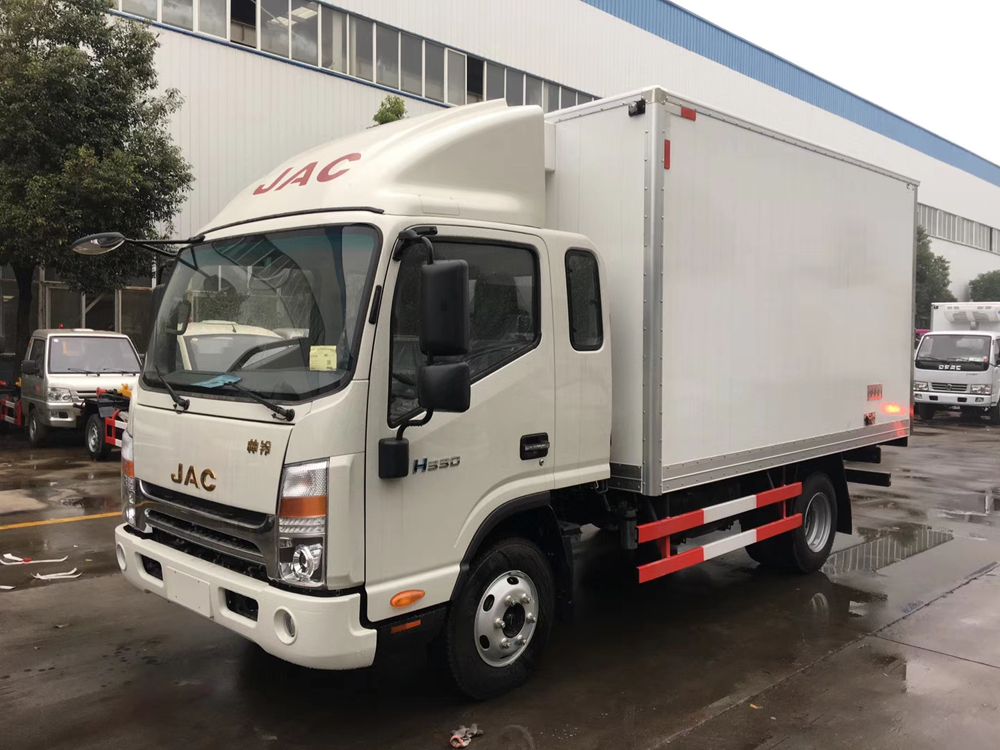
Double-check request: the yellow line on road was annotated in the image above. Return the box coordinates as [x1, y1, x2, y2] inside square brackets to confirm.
[0, 511, 120, 531]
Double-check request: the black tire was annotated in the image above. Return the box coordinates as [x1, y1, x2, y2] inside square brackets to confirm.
[745, 473, 838, 573]
[989, 402, 1000, 426]
[444, 537, 555, 700]
[85, 413, 112, 461]
[27, 409, 47, 447]
[916, 403, 936, 422]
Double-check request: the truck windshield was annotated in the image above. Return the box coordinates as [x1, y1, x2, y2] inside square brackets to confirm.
[145, 224, 380, 401]
[915, 334, 992, 371]
[48, 336, 140, 374]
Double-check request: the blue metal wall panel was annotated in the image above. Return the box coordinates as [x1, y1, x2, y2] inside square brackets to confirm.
[583, 0, 1000, 188]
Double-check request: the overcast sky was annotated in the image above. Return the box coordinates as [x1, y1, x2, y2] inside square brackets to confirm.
[675, 0, 1000, 165]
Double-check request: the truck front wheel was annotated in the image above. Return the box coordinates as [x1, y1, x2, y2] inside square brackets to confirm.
[27, 409, 47, 447]
[444, 537, 555, 700]
[916, 403, 936, 422]
[746, 473, 838, 573]
[85, 414, 112, 461]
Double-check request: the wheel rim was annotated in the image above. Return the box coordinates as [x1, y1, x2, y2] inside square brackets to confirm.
[474, 570, 539, 668]
[88, 422, 100, 452]
[803, 491, 833, 553]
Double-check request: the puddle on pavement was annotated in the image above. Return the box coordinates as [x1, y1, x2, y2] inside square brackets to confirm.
[823, 525, 953, 576]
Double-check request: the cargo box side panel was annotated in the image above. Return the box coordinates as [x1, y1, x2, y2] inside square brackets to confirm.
[545, 104, 648, 478]
[659, 111, 915, 490]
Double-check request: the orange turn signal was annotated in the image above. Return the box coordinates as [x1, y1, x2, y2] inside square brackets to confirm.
[390, 590, 425, 608]
[881, 402, 903, 415]
[279, 495, 327, 518]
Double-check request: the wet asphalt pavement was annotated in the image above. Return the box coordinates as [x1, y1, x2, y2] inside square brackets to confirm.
[3, 416, 1000, 749]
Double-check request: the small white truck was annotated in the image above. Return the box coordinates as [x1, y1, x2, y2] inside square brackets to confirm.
[82, 87, 915, 698]
[914, 302, 1000, 423]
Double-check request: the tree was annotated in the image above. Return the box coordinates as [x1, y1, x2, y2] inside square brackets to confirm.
[914, 225, 956, 328]
[0, 0, 193, 362]
[373, 94, 406, 126]
[969, 270, 1000, 302]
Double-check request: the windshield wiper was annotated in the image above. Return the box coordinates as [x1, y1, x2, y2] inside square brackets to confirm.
[152, 366, 190, 413]
[62, 367, 101, 375]
[219, 382, 295, 421]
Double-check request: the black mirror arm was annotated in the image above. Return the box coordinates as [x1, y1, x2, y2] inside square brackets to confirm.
[392, 226, 438, 260]
[396, 409, 434, 441]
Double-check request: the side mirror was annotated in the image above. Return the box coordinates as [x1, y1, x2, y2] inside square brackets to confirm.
[419, 362, 471, 413]
[21, 360, 39, 376]
[163, 299, 191, 336]
[71, 232, 126, 256]
[420, 259, 469, 356]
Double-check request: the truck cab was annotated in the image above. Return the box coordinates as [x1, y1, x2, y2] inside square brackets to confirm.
[19, 329, 141, 446]
[913, 303, 1000, 423]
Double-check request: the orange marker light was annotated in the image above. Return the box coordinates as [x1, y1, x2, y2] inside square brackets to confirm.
[390, 590, 425, 608]
[882, 402, 903, 415]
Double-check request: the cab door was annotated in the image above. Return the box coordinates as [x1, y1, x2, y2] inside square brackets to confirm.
[364, 226, 555, 623]
[21, 338, 46, 407]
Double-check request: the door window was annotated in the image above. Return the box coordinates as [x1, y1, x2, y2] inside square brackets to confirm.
[565, 249, 603, 351]
[389, 240, 539, 424]
[27, 339, 45, 371]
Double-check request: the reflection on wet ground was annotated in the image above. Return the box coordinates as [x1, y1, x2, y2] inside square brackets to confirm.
[3, 417, 1000, 749]
[823, 525, 953, 575]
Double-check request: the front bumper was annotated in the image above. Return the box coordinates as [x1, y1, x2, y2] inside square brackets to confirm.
[115, 524, 377, 670]
[914, 391, 996, 407]
[36, 401, 81, 428]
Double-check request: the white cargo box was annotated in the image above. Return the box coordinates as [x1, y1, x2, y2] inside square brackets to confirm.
[545, 87, 916, 496]
[931, 302, 1000, 332]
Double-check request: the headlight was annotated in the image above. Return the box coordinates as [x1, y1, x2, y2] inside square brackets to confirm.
[276, 461, 328, 588]
[121, 430, 137, 527]
[913, 381, 929, 391]
[47, 387, 73, 402]
[971, 384, 992, 395]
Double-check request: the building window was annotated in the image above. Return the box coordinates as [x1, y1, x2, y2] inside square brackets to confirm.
[230, 0, 256, 47]
[121, 0, 156, 20]
[485, 62, 504, 101]
[320, 6, 346, 72]
[506, 70, 524, 106]
[161, 0, 193, 30]
[425, 41, 444, 102]
[544, 81, 559, 113]
[466, 55, 484, 103]
[561, 87, 577, 108]
[388, 240, 539, 424]
[400, 33, 422, 95]
[525, 75, 542, 107]
[199, 0, 227, 38]
[291, 0, 319, 65]
[565, 250, 603, 350]
[350, 16, 373, 80]
[375, 24, 399, 87]
[261, 0, 289, 57]
[447, 49, 465, 105]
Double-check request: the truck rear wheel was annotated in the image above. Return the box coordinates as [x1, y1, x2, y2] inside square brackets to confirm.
[444, 537, 554, 700]
[85, 414, 112, 461]
[27, 409, 47, 447]
[745, 473, 838, 573]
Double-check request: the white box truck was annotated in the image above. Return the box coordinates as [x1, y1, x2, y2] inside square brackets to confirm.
[80, 87, 915, 698]
[914, 302, 1000, 422]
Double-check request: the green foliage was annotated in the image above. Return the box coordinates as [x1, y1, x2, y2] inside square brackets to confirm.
[0, 0, 193, 318]
[373, 94, 407, 125]
[914, 226, 956, 328]
[968, 269, 1000, 302]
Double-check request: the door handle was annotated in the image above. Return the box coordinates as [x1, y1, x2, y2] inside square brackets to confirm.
[520, 433, 549, 460]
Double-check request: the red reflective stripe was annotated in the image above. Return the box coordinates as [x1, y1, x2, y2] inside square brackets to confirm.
[680, 106, 697, 121]
[756, 482, 802, 508]
[663, 139, 670, 170]
[636, 508, 705, 544]
[638, 547, 704, 583]
[755, 514, 802, 542]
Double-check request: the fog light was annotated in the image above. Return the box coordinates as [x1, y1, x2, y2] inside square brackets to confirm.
[116, 543, 127, 571]
[274, 607, 297, 644]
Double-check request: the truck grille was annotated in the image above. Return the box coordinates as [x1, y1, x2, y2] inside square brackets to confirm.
[931, 383, 968, 393]
[138, 481, 276, 579]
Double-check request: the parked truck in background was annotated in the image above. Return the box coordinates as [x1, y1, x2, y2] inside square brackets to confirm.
[83, 87, 916, 698]
[914, 302, 1000, 423]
